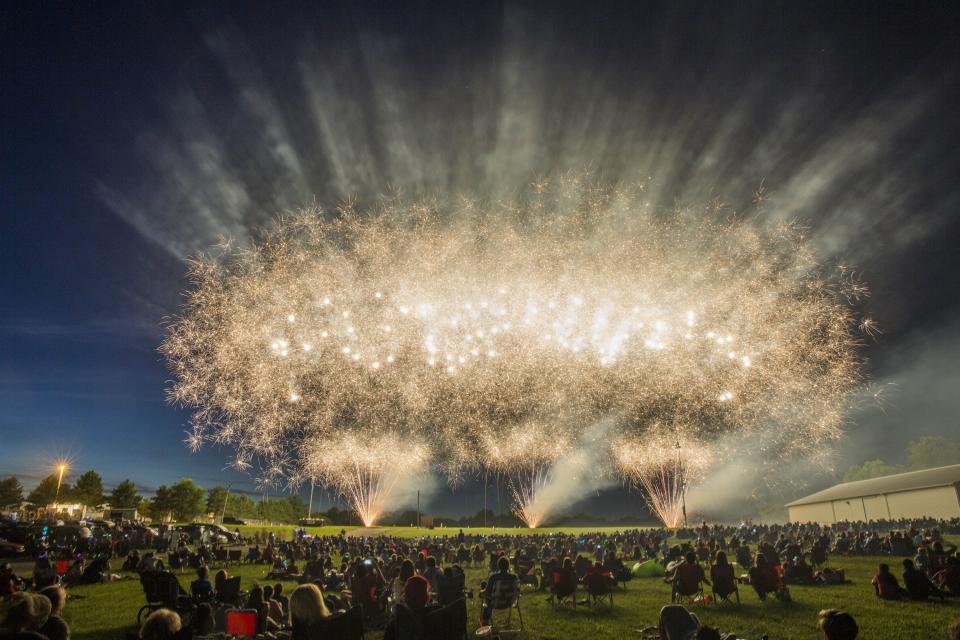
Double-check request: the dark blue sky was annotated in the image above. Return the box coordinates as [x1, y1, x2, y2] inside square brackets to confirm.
[3, 1, 959, 518]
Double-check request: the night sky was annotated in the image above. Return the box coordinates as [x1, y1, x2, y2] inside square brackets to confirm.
[3, 1, 959, 517]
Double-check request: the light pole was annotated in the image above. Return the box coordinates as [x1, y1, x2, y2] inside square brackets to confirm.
[307, 478, 315, 520]
[53, 463, 67, 514]
[675, 441, 687, 527]
[220, 483, 232, 524]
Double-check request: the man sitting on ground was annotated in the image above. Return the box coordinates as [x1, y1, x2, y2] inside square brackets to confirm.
[903, 558, 946, 601]
[871, 563, 906, 600]
[657, 605, 725, 640]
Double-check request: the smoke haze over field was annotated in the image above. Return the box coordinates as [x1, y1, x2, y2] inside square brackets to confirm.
[3, 2, 960, 519]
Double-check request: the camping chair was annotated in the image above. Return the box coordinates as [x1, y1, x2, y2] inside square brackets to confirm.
[228, 549, 243, 564]
[479, 579, 523, 636]
[711, 581, 740, 606]
[515, 558, 537, 588]
[217, 575, 242, 607]
[310, 605, 365, 640]
[138, 571, 193, 625]
[670, 577, 705, 604]
[167, 553, 183, 571]
[422, 598, 467, 640]
[549, 571, 577, 608]
[584, 572, 614, 609]
[213, 548, 229, 566]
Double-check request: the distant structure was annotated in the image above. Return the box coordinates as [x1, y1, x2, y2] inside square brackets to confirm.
[786, 464, 960, 523]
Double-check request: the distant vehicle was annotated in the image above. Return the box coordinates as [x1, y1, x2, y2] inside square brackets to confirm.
[221, 516, 246, 526]
[174, 523, 230, 544]
[0, 539, 26, 557]
[206, 524, 239, 543]
[298, 518, 325, 527]
[109, 508, 141, 522]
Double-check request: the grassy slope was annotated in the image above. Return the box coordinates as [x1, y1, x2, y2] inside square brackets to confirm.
[55, 528, 959, 639]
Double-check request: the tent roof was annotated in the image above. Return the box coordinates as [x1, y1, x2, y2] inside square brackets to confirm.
[785, 464, 960, 507]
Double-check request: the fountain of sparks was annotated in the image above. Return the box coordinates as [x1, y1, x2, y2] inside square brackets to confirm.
[301, 434, 428, 527]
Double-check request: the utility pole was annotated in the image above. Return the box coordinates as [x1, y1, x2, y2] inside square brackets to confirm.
[676, 440, 688, 527]
[307, 478, 315, 520]
[416, 490, 421, 528]
[220, 483, 232, 524]
[483, 473, 488, 528]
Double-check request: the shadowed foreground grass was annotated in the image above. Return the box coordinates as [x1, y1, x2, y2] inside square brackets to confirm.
[51, 528, 959, 639]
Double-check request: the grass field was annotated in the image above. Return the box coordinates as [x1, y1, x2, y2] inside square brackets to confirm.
[22, 526, 959, 639]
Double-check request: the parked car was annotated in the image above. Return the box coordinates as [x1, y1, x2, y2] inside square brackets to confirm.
[0, 538, 26, 557]
[221, 516, 246, 526]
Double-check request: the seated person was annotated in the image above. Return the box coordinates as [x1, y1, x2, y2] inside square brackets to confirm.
[658, 604, 723, 640]
[390, 559, 416, 605]
[0, 563, 22, 598]
[667, 552, 709, 598]
[735, 544, 753, 571]
[584, 562, 615, 596]
[273, 583, 290, 613]
[747, 553, 779, 601]
[80, 556, 110, 585]
[122, 550, 141, 572]
[246, 545, 262, 563]
[139, 608, 182, 640]
[63, 559, 84, 587]
[818, 608, 858, 640]
[902, 558, 945, 601]
[436, 565, 466, 606]
[263, 585, 285, 623]
[290, 583, 334, 640]
[192, 602, 215, 637]
[38, 586, 70, 640]
[709, 552, 737, 599]
[246, 585, 281, 633]
[603, 552, 632, 585]
[404, 574, 431, 611]
[480, 556, 518, 624]
[190, 566, 214, 602]
[422, 556, 443, 593]
[548, 557, 578, 603]
[1, 592, 52, 639]
[934, 556, 960, 595]
[871, 563, 906, 600]
[350, 563, 380, 617]
[32, 556, 58, 589]
[783, 556, 815, 585]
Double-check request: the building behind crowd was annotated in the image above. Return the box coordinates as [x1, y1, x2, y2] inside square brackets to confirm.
[786, 464, 960, 523]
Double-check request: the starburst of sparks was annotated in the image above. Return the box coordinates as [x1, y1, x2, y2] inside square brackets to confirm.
[161, 175, 866, 526]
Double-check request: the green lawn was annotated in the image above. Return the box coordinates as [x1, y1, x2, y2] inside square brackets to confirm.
[36, 527, 960, 639]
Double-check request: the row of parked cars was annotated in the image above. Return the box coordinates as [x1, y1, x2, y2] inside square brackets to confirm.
[0, 517, 244, 558]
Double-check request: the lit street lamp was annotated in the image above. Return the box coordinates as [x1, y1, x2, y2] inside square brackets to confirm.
[53, 463, 67, 513]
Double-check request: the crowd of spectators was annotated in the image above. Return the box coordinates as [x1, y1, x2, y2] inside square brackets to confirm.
[2, 516, 960, 639]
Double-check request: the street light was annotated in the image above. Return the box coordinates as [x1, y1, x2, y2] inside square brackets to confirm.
[53, 463, 67, 513]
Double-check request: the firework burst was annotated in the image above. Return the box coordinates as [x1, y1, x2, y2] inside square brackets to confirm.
[161, 175, 865, 525]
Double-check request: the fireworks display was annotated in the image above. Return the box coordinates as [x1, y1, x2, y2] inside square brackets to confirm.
[162, 175, 864, 527]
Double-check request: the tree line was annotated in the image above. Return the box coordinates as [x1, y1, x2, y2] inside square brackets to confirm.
[842, 435, 960, 482]
[0, 473, 309, 524]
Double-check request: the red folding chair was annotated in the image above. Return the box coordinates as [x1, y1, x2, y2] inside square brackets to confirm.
[225, 609, 258, 638]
